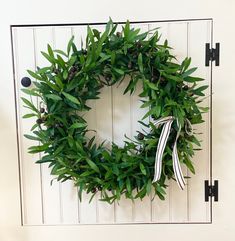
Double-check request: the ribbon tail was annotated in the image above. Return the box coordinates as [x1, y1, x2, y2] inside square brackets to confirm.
[152, 119, 173, 183]
[172, 128, 186, 190]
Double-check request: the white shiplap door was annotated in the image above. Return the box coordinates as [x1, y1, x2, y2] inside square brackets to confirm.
[12, 19, 212, 226]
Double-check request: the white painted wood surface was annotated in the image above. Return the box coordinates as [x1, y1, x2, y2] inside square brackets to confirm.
[12, 20, 211, 225]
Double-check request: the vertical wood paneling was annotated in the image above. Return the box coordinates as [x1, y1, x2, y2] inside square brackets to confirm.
[187, 21, 211, 222]
[14, 28, 43, 225]
[53, 27, 80, 224]
[14, 20, 212, 225]
[167, 22, 189, 222]
[34, 27, 62, 224]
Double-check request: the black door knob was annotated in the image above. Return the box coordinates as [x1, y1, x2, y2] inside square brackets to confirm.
[21, 77, 31, 87]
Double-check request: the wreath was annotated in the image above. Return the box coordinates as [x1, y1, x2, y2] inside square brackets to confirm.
[22, 19, 208, 204]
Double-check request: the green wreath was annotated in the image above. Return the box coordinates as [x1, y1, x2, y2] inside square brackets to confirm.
[22, 19, 208, 204]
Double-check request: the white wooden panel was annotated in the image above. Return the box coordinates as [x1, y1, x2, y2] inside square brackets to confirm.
[14, 20, 212, 225]
[34, 27, 62, 224]
[13, 28, 43, 225]
[53, 27, 80, 224]
[167, 22, 189, 222]
[187, 21, 211, 222]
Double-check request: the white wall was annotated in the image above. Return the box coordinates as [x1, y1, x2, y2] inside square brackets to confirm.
[0, 0, 235, 240]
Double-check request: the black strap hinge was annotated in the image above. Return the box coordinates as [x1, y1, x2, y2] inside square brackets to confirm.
[205, 43, 220, 66]
[205, 180, 218, 202]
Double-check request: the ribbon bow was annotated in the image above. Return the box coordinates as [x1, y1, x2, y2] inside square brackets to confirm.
[152, 116, 192, 190]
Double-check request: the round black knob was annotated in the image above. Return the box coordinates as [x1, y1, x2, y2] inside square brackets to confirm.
[21, 77, 31, 87]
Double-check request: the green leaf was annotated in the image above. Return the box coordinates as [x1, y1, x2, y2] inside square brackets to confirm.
[111, 51, 116, 65]
[69, 123, 87, 129]
[184, 76, 204, 83]
[123, 20, 130, 39]
[126, 177, 131, 194]
[113, 67, 124, 75]
[142, 105, 161, 120]
[194, 85, 208, 93]
[55, 76, 64, 89]
[27, 70, 43, 80]
[28, 143, 50, 153]
[41, 51, 55, 64]
[182, 67, 197, 78]
[199, 106, 209, 112]
[21, 97, 38, 113]
[21, 88, 40, 97]
[140, 163, 147, 175]
[54, 49, 68, 57]
[22, 113, 37, 119]
[146, 80, 158, 90]
[138, 53, 143, 73]
[86, 159, 100, 173]
[63, 70, 68, 80]
[67, 36, 75, 56]
[45, 94, 62, 101]
[62, 92, 80, 105]
[181, 57, 191, 71]
[184, 157, 195, 174]
[24, 134, 41, 141]
[146, 179, 152, 195]
[47, 44, 54, 58]
[56, 55, 66, 69]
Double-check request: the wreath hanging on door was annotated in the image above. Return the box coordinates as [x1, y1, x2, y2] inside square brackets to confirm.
[22, 19, 208, 204]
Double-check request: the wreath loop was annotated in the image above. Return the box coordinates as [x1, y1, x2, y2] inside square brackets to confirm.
[22, 19, 208, 204]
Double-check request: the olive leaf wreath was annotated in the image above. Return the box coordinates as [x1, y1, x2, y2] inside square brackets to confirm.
[22, 19, 208, 204]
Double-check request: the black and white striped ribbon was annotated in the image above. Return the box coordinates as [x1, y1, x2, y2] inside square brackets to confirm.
[152, 116, 191, 190]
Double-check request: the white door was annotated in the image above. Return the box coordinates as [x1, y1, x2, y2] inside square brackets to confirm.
[1, 1, 234, 238]
[12, 19, 211, 225]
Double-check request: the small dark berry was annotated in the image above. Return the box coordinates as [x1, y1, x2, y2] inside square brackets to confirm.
[105, 75, 111, 82]
[82, 49, 87, 54]
[137, 132, 145, 140]
[151, 76, 157, 83]
[91, 188, 97, 193]
[136, 42, 142, 48]
[52, 67, 59, 74]
[68, 73, 75, 81]
[40, 107, 45, 113]
[183, 85, 189, 91]
[128, 61, 132, 69]
[36, 118, 43, 125]
[71, 66, 78, 73]
[133, 52, 138, 58]
[116, 32, 122, 37]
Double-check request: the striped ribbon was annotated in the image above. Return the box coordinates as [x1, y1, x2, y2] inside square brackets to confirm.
[152, 116, 192, 190]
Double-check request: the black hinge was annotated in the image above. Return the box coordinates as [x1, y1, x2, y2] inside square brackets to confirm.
[205, 43, 220, 66]
[205, 180, 219, 202]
